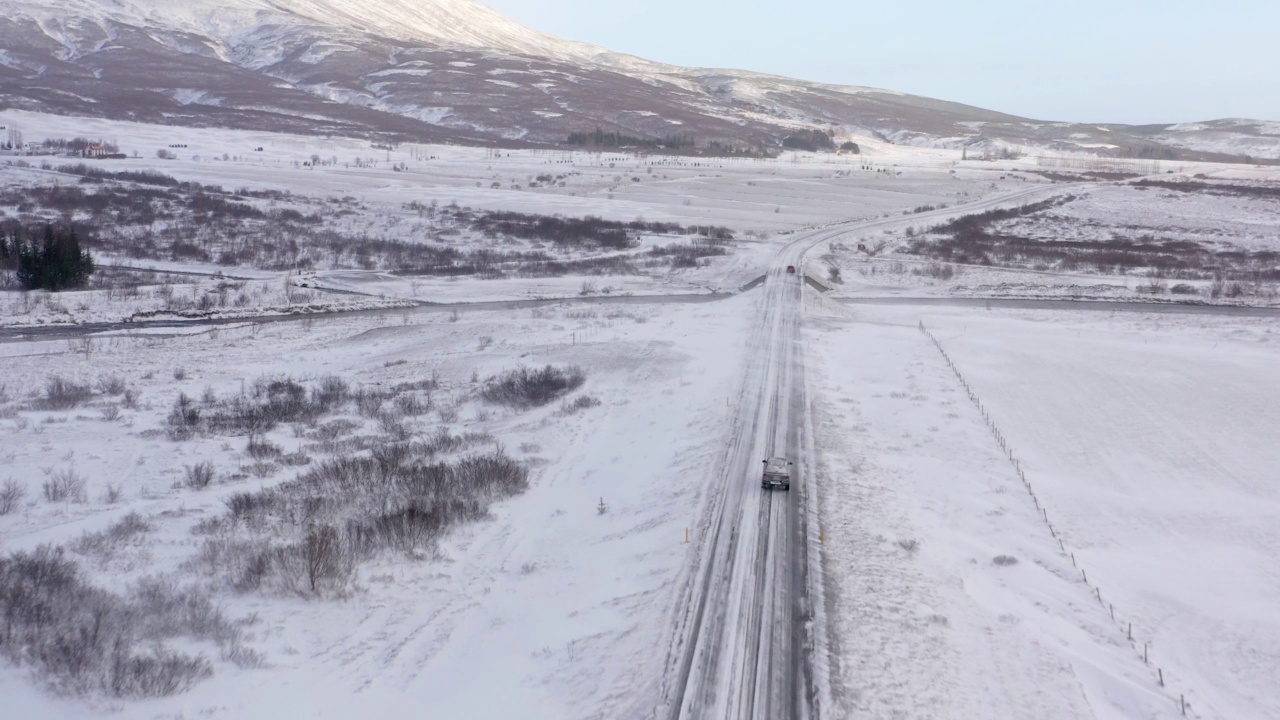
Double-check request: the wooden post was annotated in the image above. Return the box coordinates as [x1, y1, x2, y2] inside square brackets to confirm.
[1159, 668, 1164, 687]
[1144, 643, 1148, 664]
[1127, 622, 1132, 641]
[1110, 603, 1114, 620]
[1181, 694, 1186, 716]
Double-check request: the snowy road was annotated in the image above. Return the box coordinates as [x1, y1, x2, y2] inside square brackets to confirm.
[661, 183, 1080, 720]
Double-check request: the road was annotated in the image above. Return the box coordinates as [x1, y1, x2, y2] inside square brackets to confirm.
[838, 296, 1280, 317]
[0, 292, 728, 343]
[658, 182, 1091, 720]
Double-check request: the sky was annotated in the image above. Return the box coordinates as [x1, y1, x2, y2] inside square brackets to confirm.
[480, 0, 1280, 125]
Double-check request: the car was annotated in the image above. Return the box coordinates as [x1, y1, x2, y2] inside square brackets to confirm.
[761, 457, 792, 491]
[786, 265, 796, 274]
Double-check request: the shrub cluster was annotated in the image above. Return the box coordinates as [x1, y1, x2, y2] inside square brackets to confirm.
[649, 242, 728, 268]
[40, 376, 94, 410]
[2, 169, 734, 278]
[906, 195, 1280, 282]
[481, 365, 586, 408]
[196, 438, 526, 595]
[0, 547, 251, 697]
[167, 375, 351, 440]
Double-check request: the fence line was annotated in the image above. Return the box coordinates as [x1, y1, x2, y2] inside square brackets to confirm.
[917, 320, 1194, 718]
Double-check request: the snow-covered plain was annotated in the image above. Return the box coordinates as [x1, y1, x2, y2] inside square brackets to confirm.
[0, 294, 754, 719]
[2, 111, 1279, 720]
[807, 297, 1280, 720]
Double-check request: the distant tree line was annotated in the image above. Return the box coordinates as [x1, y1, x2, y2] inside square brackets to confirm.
[781, 129, 836, 152]
[565, 127, 780, 157]
[42, 137, 120, 154]
[568, 127, 695, 150]
[0, 224, 96, 291]
[471, 211, 733, 251]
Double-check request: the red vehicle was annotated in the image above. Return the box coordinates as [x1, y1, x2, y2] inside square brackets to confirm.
[786, 265, 796, 274]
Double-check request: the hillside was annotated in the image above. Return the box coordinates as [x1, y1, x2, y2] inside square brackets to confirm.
[0, 0, 1275, 160]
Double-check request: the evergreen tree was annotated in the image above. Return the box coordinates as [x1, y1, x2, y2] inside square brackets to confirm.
[13, 224, 95, 291]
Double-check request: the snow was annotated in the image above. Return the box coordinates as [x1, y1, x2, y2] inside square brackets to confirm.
[807, 298, 1280, 720]
[1, 110, 1278, 719]
[0, 290, 753, 720]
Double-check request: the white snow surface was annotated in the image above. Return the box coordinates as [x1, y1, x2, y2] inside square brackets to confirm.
[807, 297, 1280, 720]
[1, 114, 1278, 719]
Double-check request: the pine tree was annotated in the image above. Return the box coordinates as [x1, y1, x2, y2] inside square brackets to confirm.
[14, 224, 95, 291]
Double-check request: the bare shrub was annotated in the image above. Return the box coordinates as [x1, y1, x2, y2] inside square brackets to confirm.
[558, 394, 602, 415]
[168, 376, 355, 439]
[121, 388, 139, 409]
[43, 468, 88, 503]
[376, 410, 412, 442]
[280, 451, 311, 467]
[184, 462, 216, 490]
[100, 404, 121, 422]
[41, 377, 93, 410]
[96, 376, 127, 395]
[309, 419, 361, 442]
[481, 365, 586, 408]
[393, 393, 430, 417]
[912, 262, 956, 280]
[71, 511, 152, 559]
[992, 554, 1019, 566]
[101, 483, 124, 505]
[896, 538, 919, 554]
[201, 444, 528, 594]
[246, 436, 283, 460]
[166, 393, 201, 440]
[0, 478, 27, 514]
[310, 376, 349, 411]
[0, 547, 235, 698]
[355, 388, 386, 418]
[300, 524, 352, 594]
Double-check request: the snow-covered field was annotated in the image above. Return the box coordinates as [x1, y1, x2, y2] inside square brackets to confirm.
[0, 292, 754, 719]
[814, 180, 1280, 307]
[2, 111, 1279, 719]
[807, 297, 1280, 720]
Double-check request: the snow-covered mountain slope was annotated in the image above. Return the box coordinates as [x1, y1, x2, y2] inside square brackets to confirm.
[0, 0, 631, 67]
[0, 0, 1274, 161]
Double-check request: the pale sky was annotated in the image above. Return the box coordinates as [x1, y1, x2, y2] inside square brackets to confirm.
[480, 0, 1279, 125]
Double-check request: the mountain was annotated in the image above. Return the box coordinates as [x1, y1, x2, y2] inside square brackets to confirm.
[0, 0, 1275, 161]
